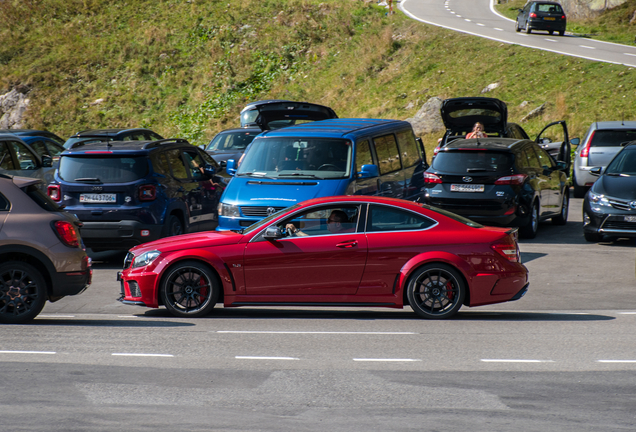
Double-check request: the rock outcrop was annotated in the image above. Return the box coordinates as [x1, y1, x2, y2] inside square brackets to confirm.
[0, 87, 30, 129]
[405, 97, 445, 136]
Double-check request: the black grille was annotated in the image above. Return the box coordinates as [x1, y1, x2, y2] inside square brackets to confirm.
[128, 281, 141, 297]
[240, 206, 286, 217]
[601, 221, 636, 231]
[609, 199, 633, 211]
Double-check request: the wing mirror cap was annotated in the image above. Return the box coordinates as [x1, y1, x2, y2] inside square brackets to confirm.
[226, 159, 237, 176]
[263, 225, 283, 240]
[357, 164, 379, 179]
[590, 166, 603, 176]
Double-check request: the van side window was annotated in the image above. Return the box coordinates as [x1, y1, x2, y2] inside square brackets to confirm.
[373, 134, 401, 174]
[396, 130, 421, 168]
[355, 139, 373, 173]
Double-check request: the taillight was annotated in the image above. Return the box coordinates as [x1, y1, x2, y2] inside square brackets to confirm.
[424, 172, 442, 184]
[580, 131, 594, 158]
[495, 174, 527, 185]
[52, 221, 80, 248]
[139, 184, 156, 201]
[561, 15, 565, 19]
[491, 236, 520, 263]
[433, 145, 441, 156]
[529, 12, 537, 18]
[48, 185, 61, 202]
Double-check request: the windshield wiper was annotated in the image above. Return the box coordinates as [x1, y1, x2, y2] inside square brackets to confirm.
[236, 173, 273, 179]
[74, 177, 102, 183]
[277, 173, 320, 178]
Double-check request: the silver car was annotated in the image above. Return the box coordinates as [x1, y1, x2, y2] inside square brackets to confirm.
[0, 174, 91, 323]
[572, 121, 636, 198]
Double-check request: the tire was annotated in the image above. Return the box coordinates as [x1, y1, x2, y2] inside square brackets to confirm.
[0, 262, 47, 324]
[160, 260, 219, 318]
[584, 231, 603, 242]
[558, 31, 565, 36]
[407, 263, 465, 320]
[552, 190, 569, 225]
[525, 22, 532, 34]
[519, 201, 539, 239]
[549, 30, 554, 35]
[572, 172, 587, 198]
[163, 214, 184, 237]
[515, 20, 521, 32]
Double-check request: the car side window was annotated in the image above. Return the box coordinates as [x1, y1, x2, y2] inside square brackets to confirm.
[278, 205, 360, 238]
[182, 150, 206, 180]
[373, 134, 401, 175]
[45, 143, 63, 159]
[396, 130, 421, 168]
[151, 152, 171, 176]
[146, 132, 163, 141]
[355, 139, 373, 173]
[516, 149, 529, 169]
[165, 149, 188, 180]
[525, 146, 541, 169]
[0, 142, 15, 170]
[29, 141, 49, 158]
[367, 204, 435, 232]
[534, 146, 554, 169]
[0, 192, 9, 211]
[10, 141, 38, 170]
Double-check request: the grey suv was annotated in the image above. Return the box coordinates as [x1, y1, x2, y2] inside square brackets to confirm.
[572, 121, 636, 198]
[0, 174, 91, 323]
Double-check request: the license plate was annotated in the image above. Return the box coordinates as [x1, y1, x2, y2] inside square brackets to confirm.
[80, 193, 116, 203]
[544, 17, 555, 20]
[451, 184, 485, 192]
[624, 216, 636, 222]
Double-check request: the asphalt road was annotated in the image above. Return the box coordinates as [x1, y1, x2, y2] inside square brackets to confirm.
[3, 196, 636, 431]
[400, 0, 636, 67]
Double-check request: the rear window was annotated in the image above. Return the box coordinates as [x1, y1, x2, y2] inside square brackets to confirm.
[535, 3, 563, 13]
[423, 205, 484, 228]
[590, 130, 636, 148]
[431, 151, 514, 173]
[448, 109, 502, 121]
[59, 156, 149, 183]
[24, 184, 63, 212]
[206, 131, 258, 151]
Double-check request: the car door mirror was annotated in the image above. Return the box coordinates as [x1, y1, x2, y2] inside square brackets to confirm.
[357, 164, 379, 179]
[226, 159, 237, 176]
[570, 137, 580, 146]
[590, 166, 603, 176]
[41, 155, 53, 167]
[263, 225, 283, 240]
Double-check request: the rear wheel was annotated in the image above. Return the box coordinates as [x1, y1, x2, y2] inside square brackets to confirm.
[0, 262, 47, 324]
[519, 201, 539, 239]
[407, 264, 465, 320]
[163, 214, 184, 237]
[558, 30, 565, 36]
[160, 260, 219, 318]
[552, 190, 569, 225]
[515, 20, 521, 32]
[525, 22, 532, 34]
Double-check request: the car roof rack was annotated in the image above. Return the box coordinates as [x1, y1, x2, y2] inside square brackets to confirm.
[69, 138, 112, 149]
[142, 138, 189, 149]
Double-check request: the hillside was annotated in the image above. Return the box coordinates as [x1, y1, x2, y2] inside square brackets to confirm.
[1, 0, 636, 154]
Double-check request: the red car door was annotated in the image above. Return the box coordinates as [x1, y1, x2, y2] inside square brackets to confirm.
[243, 233, 368, 296]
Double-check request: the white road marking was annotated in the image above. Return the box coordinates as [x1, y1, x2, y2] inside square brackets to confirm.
[117, 315, 138, 318]
[37, 315, 75, 318]
[580, 45, 596, 50]
[625, 53, 636, 57]
[236, 356, 300, 360]
[477, 23, 485, 27]
[353, 358, 421, 362]
[465, 19, 472, 22]
[112, 353, 174, 357]
[217, 331, 417, 335]
[494, 28, 503, 31]
[481, 359, 554, 363]
[545, 39, 557, 42]
[597, 360, 636, 363]
[0, 350, 56, 355]
[618, 311, 636, 314]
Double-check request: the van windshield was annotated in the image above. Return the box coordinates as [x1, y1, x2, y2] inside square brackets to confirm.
[236, 137, 352, 179]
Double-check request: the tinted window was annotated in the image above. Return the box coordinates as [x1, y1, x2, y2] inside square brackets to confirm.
[29, 141, 48, 158]
[166, 149, 188, 180]
[536, 3, 563, 13]
[182, 150, 206, 180]
[24, 184, 62, 211]
[58, 156, 149, 182]
[423, 205, 483, 228]
[355, 139, 373, 173]
[606, 148, 636, 175]
[0, 192, 9, 211]
[151, 152, 171, 176]
[525, 146, 541, 169]
[396, 130, 421, 168]
[0, 142, 16, 169]
[279, 205, 360, 237]
[431, 151, 514, 173]
[590, 130, 636, 148]
[206, 131, 258, 151]
[373, 134, 401, 175]
[516, 149, 530, 169]
[10, 141, 38, 170]
[367, 205, 435, 232]
[534, 146, 554, 169]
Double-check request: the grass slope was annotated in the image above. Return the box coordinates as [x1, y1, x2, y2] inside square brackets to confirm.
[1, 0, 635, 156]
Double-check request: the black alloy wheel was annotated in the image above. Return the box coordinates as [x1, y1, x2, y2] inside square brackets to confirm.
[407, 264, 465, 319]
[520, 201, 539, 239]
[160, 260, 219, 318]
[552, 190, 569, 225]
[0, 262, 47, 324]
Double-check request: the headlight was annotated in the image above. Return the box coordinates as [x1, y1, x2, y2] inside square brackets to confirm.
[219, 203, 241, 218]
[132, 250, 161, 268]
[589, 191, 610, 207]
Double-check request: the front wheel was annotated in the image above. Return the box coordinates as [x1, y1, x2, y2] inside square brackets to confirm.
[0, 262, 47, 324]
[160, 261, 219, 318]
[519, 201, 539, 239]
[407, 264, 465, 319]
[552, 190, 569, 225]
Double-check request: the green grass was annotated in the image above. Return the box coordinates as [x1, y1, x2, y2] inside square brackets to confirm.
[1, 0, 635, 158]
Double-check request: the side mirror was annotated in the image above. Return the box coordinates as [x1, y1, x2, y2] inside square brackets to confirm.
[263, 225, 283, 240]
[41, 155, 53, 167]
[570, 137, 580, 146]
[590, 166, 603, 176]
[357, 164, 379, 179]
[226, 159, 237, 176]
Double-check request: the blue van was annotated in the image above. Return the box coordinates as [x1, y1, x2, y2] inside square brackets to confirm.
[217, 118, 428, 230]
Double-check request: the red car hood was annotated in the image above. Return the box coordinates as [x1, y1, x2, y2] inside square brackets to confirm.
[130, 230, 243, 254]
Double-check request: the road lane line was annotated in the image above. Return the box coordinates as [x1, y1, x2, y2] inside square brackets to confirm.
[494, 28, 503, 31]
[580, 45, 596, 50]
[353, 358, 421, 362]
[545, 39, 557, 42]
[618, 311, 636, 314]
[216, 331, 417, 335]
[477, 23, 485, 27]
[236, 356, 299, 360]
[0, 350, 56, 355]
[598, 360, 636, 363]
[625, 53, 636, 57]
[481, 359, 554, 363]
[112, 353, 174, 357]
[37, 315, 75, 318]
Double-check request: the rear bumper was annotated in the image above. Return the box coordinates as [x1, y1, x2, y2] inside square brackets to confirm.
[80, 221, 163, 250]
[51, 269, 91, 297]
[527, 19, 566, 32]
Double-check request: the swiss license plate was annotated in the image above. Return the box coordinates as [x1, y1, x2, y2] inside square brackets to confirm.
[450, 184, 485, 192]
[624, 216, 636, 222]
[80, 193, 116, 203]
[544, 17, 555, 20]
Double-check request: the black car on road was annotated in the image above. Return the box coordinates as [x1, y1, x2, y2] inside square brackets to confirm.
[583, 142, 636, 242]
[516, 1, 567, 36]
[422, 137, 570, 238]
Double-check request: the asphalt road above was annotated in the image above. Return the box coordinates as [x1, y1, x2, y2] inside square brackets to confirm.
[3, 196, 636, 431]
[400, 0, 636, 67]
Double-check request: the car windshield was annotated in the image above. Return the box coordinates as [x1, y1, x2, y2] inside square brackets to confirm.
[590, 130, 636, 148]
[236, 137, 352, 179]
[58, 156, 149, 183]
[432, 151, 514, 173]
[605, 149, 636, 175]
[206, 131, 259, 152]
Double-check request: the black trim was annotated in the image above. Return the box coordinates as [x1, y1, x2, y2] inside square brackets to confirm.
[392, 274, 400, 295]
[247, 181, 318, 186]
[224, 263, 237, 291]
[509, 283, 529, 301]
[117, 296, 147, 306]
[231, 302, 397, 307]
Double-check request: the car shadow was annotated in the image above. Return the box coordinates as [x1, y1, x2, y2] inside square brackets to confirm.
[31, 318, 195, 327]
[87, 249, 128, 269]
[520, 252, 547, 263]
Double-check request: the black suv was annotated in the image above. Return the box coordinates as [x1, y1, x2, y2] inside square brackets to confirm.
[48, 139, 229, 251]
[422, 137, 570, 238]
[63, 128, 164, 149]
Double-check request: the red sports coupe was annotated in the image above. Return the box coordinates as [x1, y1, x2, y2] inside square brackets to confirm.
[118, 196, 528, 319]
